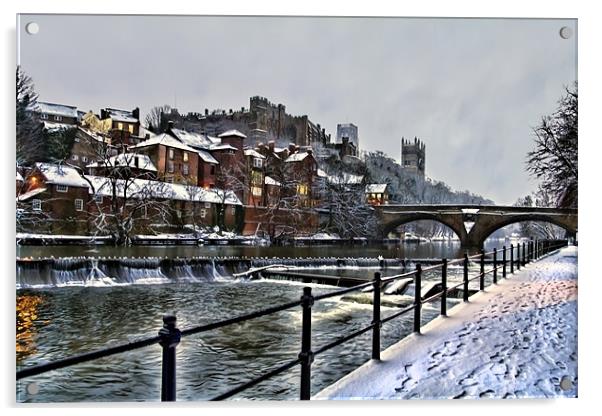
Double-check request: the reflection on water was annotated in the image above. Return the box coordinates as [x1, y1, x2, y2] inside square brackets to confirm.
[16, 294, 46, 361]
[16, 239, 509, 260]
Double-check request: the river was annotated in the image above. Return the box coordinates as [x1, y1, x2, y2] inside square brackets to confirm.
[16, 238, 518, 402]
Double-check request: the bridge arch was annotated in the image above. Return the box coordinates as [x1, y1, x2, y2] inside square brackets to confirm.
[469, 214, 577, 249]
[380, 213, 465, 241]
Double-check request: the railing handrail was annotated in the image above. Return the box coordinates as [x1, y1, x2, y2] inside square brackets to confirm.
[16, 239, 569, 401]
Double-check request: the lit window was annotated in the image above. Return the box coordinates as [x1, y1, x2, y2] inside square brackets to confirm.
[32, 199, 41, 211]
[72, 154, 79, 161]
[128, 124, 134, 133]
[296, 184, 308, 196]
[253, 158, 263, 168]
[183, 152, 189, 162]
[75, 199, 84, 211]
[56, 184, 68, 193]
[117, 122, 123, 130]
[251, 186, 262, 197]
[200, 209, 207, 219]
[169, 149, 174, 160]
[231, 206, 236, 215]
[82, 156, 88, 163]
[54, 115, 63, 121]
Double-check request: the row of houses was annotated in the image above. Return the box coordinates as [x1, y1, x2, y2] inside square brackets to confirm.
[17, 102, 390, 238]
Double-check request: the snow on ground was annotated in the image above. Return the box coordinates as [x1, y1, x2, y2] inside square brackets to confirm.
[315, 246, 578, 400]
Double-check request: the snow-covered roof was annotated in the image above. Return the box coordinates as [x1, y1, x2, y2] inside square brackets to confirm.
[37, 102, 78, 118]
[264, 176, 281, 186]
[17, 187, 47, 201]
[197, 150, 219, 164]
[16, 172, 24, 182]
[170, 128, 213, 149]
[317, 169, 328, 178]
[135, 125, 156, 138]
[244, 149, 266, 159]
[210, 144, 238, 151]
[84, 175, 242, 205]
[43, 121, 75, 132]
[207, 136, 222, 145]
[131, 133, 199, 153]
[86, 153, 157, 172]
[365, 184, 388, 194]
[218, 130, 247, 139]
[77, 127, 111, 144]
[105, 108, 138, 123]
[34, 163, 89, 188]
[285, 152, 310, 163]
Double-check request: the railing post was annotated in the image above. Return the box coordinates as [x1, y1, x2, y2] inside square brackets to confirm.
[413, 264, 422, 334]
[517, 244, 521, 271]
[299, 287, 314, 400]
[510, 244, 514, 274]
[502, 246, 507, 279]
[523, 242, 527, 266]
[441, 258, 447, 316]
[159, 314, 181, 402]
[479, 249, 485, 291]
[463, 253, 469, 302]
[493, 248, 497, 284]
[372, 272, 381, 360]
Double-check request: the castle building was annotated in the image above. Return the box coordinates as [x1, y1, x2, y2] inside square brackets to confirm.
[161, 96, 331, 148]
[401, 137, 426, 177]
[336, 123, 358, 148]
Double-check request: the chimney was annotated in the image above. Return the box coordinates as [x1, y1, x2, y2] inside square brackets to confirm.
[205, 109, 209, 116]
[241, 107, 245, 112]
[229, 109, 233, 114]
[132, 107, 140, 121]
[145, 133, 150, 140]
[288, 143, 297, 153]
[268, 140, 275, 152]
[167, 121, 174, 132]
[307, 148, 313, 156]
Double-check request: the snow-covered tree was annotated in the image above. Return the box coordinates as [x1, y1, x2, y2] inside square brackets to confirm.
[526, 83, 578, 208]
[145, 104, 172, 133]
[16, 67, 45, 165]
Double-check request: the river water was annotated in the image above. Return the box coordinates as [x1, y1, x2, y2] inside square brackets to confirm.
[16, 239, 516, 402]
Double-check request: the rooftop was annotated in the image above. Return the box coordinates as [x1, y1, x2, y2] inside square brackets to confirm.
[218, 130, 247, 139]
[36, 102, 78, 118]
[86, 153, 157, 172]
[34, 163, 89, 188]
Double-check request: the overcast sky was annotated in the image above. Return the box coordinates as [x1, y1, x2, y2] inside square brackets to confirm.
[17, 15, 576, 204]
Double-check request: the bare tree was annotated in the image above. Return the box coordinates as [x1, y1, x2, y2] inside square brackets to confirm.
[79, 149, 175, 245]
[145, 105, 172, 133]
[526, 83, 578, 208]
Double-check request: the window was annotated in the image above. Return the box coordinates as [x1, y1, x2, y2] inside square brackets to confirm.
[94, 195, 103, 204]
[297, 184, 309, 196]
[200, 209, 207, 219]
[32, 199, 41, 211]
[128, 124, 134, 134]
[54, 115, 63, 121]
[75, 199, 84, 211]
[182, 163, 189, 176]
[251, 186, 262, 197]
[169, 149, 174, 160]
[56, 184, 68, 193]
[72, 154, 79, 161]
[183, 152, 189, 162]
[231, 206, 236, 215]
[204, 202, 211, 209]
[210, 165, 216, 175]
[253, 158, 263, 168]
[117, 122, 123, 130]
[40, 114, 48, 120]
[167, 161, 175, 173]
[142, 205, 148, 219]
[82, 156, 88, 163]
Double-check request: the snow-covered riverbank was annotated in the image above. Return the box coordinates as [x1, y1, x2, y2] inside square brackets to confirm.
[315, 246, 578, 400]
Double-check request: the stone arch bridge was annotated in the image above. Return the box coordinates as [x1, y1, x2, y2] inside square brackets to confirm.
[374, 204, 577, 250]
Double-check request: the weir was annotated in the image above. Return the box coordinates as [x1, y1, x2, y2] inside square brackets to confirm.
[16, 256, 407, 288]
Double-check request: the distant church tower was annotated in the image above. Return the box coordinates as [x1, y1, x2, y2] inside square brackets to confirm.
[401, 137, 426, 177]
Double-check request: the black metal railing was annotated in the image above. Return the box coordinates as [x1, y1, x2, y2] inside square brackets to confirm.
[16, 239, 569, 401]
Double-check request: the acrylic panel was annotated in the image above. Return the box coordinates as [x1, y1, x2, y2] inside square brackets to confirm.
[15, 14, 578, 402]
